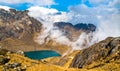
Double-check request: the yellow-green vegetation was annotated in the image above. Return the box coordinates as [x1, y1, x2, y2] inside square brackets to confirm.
[63, 50, 80, 68]
[0, 50, 120, 71]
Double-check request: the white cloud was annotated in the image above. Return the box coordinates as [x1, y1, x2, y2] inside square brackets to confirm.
[28, 6, 70, 46]
[28, 6, 58, 16]
[0, 0, 23, 4]
[0, 5, 11, 11]
[27, 0, 120, 51]
[109, 0, 120, 9]
[0, 0, 56, 6]
[28, 6, 97, 51]
[68, 4, 98, 24]
[29, 0, 56, 6]
[71, 33, 93, 50]
[92, 14, 120, 42]
[88, 0, 110, 5]
[68, 0, 120, 45]
[68, 0, 120, 44]
[28, 6, 68, 23]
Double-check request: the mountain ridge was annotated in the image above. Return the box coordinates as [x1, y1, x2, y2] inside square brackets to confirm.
[0, 8, 42, 41]
[54, 22, 96, 41]
[70, 37, 120, 69]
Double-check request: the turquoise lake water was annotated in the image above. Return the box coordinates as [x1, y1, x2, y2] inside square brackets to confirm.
[24, 50, 61, 60]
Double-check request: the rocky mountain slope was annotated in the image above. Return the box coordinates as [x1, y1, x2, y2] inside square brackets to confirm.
[0, 8, 96, 54]
[0, 8, 44, 53]
[0, 8, 42, 41]
[70, 37, 120, 70]
[0, 8, 70, 54]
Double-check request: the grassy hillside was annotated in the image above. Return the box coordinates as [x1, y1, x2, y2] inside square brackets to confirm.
[0, 48, 120, 71]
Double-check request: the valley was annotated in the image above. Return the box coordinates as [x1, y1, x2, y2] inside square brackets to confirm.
[0, 8, 120, 71]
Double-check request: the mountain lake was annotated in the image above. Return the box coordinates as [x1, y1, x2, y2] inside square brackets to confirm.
[24, 50, 61, 60]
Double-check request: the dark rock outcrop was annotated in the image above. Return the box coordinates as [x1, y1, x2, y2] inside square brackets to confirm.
[54, 22, 96, 33]
[0, 8, 42, 41]
[0, 48, 26, 71]
[54, 22, 74, 29]
[70, 37, 120, 68]
[0, 48, 8, 55]
[54, 22, 96, 41]
[74, 23, 96, 32]
[0, 57, 10, 65]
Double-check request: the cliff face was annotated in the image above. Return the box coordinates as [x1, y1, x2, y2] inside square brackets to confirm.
[0, 9, 42, 41]
[54, 22, 96, 32]
[70, 37, 120, 68]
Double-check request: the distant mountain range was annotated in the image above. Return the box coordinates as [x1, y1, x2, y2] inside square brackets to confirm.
[0, 8, 97, 52]
[54, 22, 96, 41]
[0, 8, 96, 42]
[54, 22, 96, 32]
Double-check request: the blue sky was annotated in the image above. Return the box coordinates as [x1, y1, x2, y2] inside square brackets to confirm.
[0, 0, 116, 12]
[0, 0, 120, 11]
[0, 0, 93, 11]
[51, 0, 81, 11]
[0, 0, 119, 25]
[0, 3, 29, 10]
[0, 0, 81, 11]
